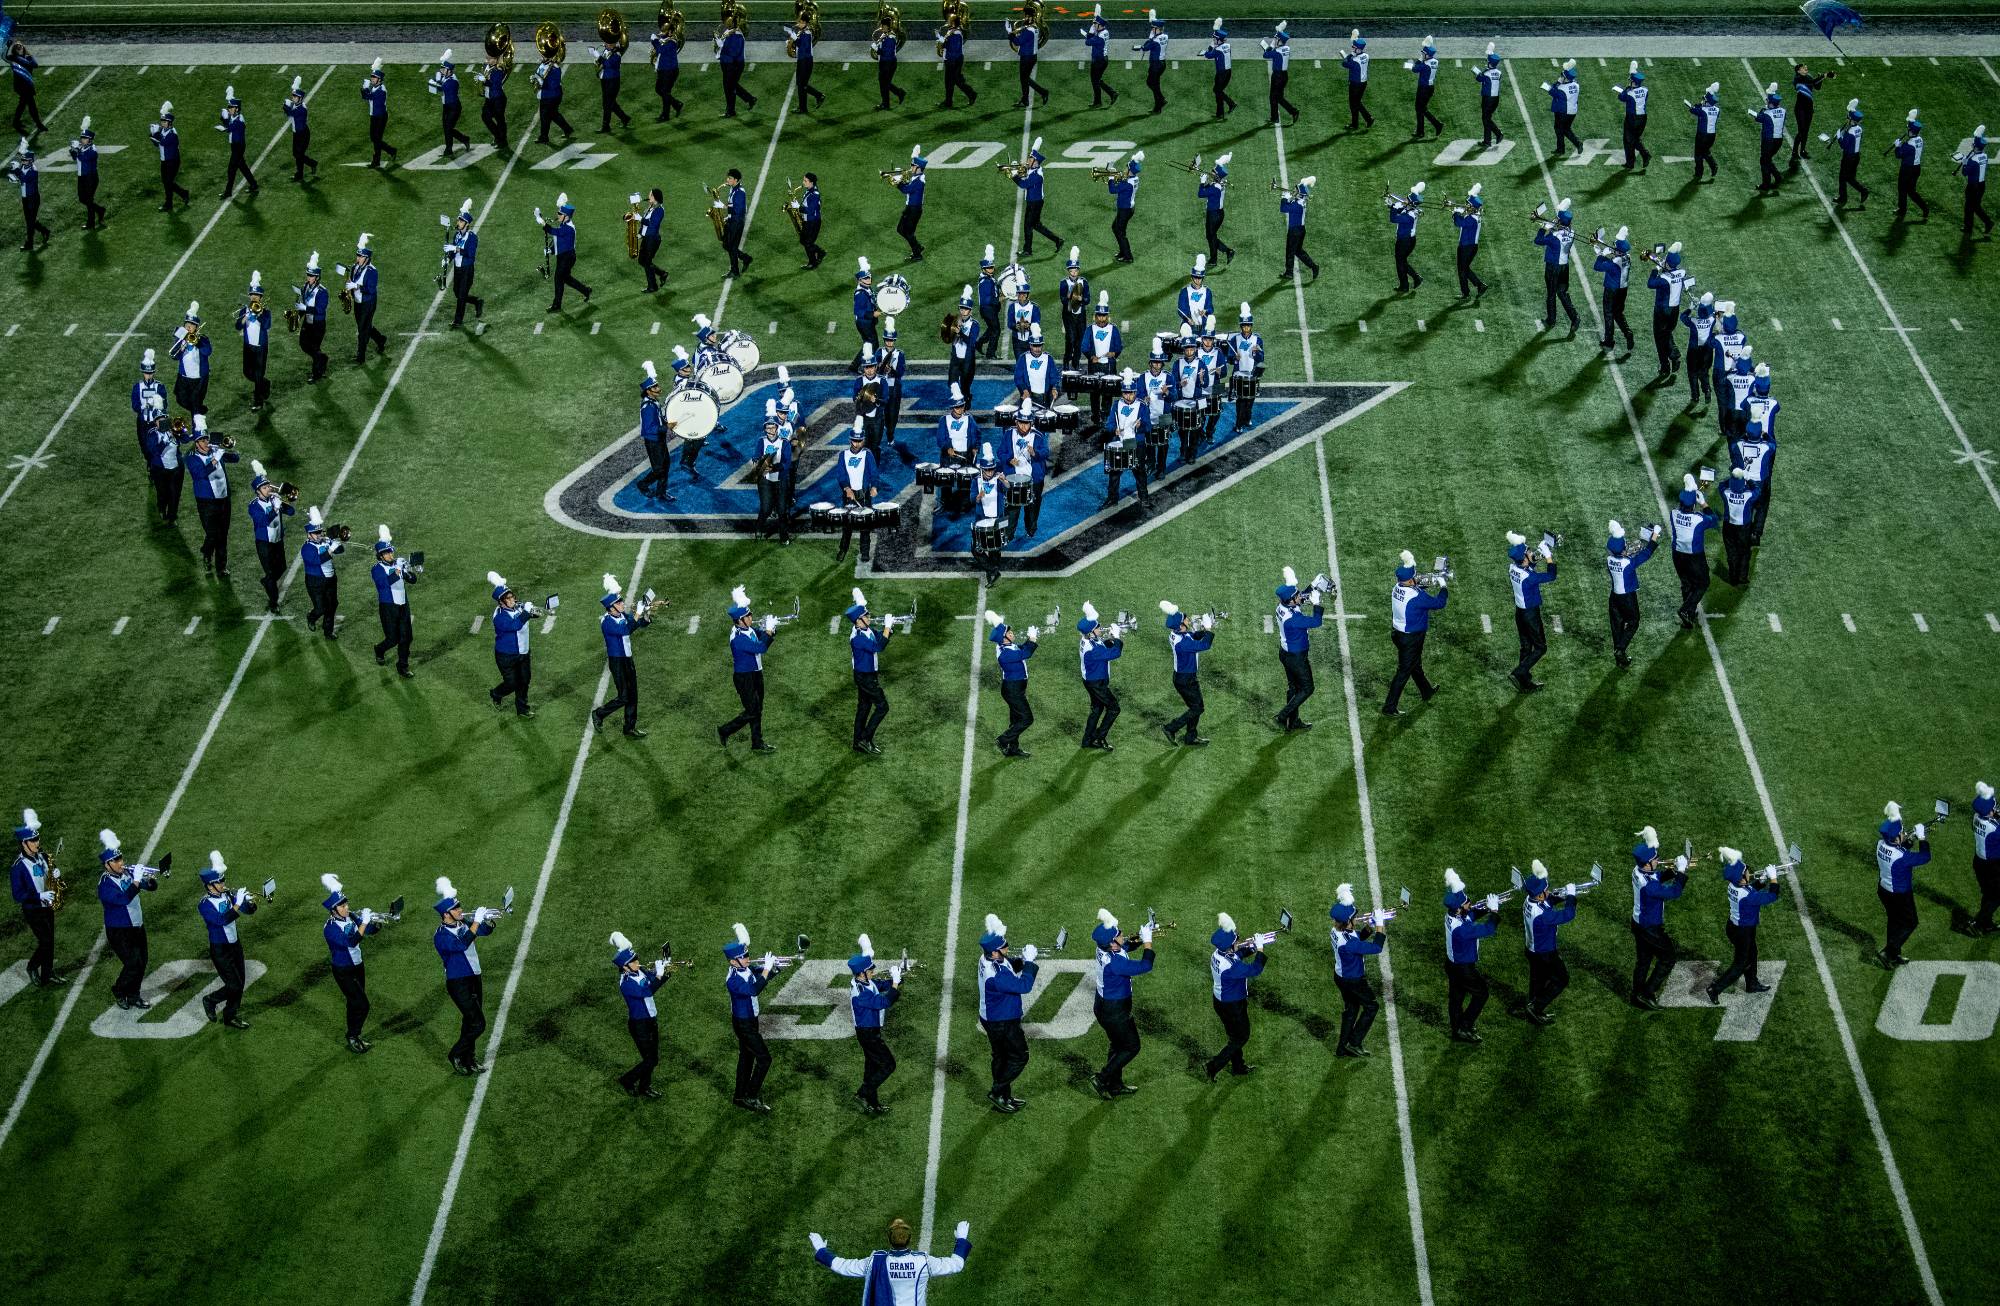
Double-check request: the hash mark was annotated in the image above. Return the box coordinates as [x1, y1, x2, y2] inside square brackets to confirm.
[1842, 613, 1856, 633]
[63, 323, 77, 337]
[1950, 318, 1963, 331]
[1551, 614, 1564, 634]
[4, 324, 14, 336]
[112, 616, 129, 636]
[1480, 612, 1492, 634]
[1262, 614, 1274, 633]
[470, 615, 483, 634]
[590, 322, 601, 335]
[768, 320, 778, 334]
[1987, 613, 2000, 632]
[1474, 319, 1485, 332]
[1357, 320, 1368, 333]
[183, 616, 200, 636]
[1767, 612, 1782, 632]
[687, 614, 701, 634]
[540, 614, 556, 635]
[1416, 320, 1427, 332]
[827, 321, 837, 333]
[41, 616, 58, 635]
[1831, 317, 1842, 330]
[650, 321, 660, 335]
[1769, 318, 1782, 332]
[533, 321, 544, 336]
[1912, 613, 1929, 633]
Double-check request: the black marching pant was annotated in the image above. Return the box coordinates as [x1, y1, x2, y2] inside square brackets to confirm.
[1544, 263, 1579, 329]
[732, 1015, 771, 1099]
[1088, 59, 1114, 106]
[354, 301, 386, 361]
[1456, 243, 1487, 296]
[1552, 111, 1582, 154]
[1722, 521, 1752, 585]
[1686, 342, 1714, 402]
[1792, 100, 1815, 159]
[107, 924, 149, 1001]
[597, 655, 640, 731]
[291, 127, 319, 180]
[1277, 649, 1313, 727]
[1836, 151, 1869, 204]
[1525, 949, 1569, 1013]
[209, 940, 247, 1019]
[304, 574, 338, 636]
[1972, 856, 1998, 930]
[537, 96, 574, 140]
[1083, 679, 1120, 745]
[1213, 67, 1236, 117]
[223, 141, 257, 195]
[481, 94, 509, 147]
[622, 1016, 660, 1092]
[1445, 961, 1488, 1033]
[656, 67, 683, 118]
[150, 464, 185, 523]
[13, 81, 44, 133]
[1608, 591, 1640, 661]
[20, 905, 55, 983]
[1284, 227, 1317, 279]
[1414, 83, 1442, 136]
[853, 671, 888, 746]
[1757, 138, 1782, 190]
[1479, 96, 1502, 146]
[1111, 208, 1133, 260]
[796, 217, 822, 269]
[160, 158, 190, 209]
[491, 650, 532, 715]
[1166, 672, 1204, 738]
[1513, 607, 1547, 681]
[719, 63, 755, 116]
[1023, 200, 1059, 252]
[446, 973, 486, 1064]
[896, 204, 923, 258]
[1345, 80, 1370, 128]
[14, 195, 44, 247]
[1394, 234, 1420, 291]
[791, 62, 822, 113]
[637, 234, 666, 289]
[638, 437, 670, 497]
[1601, 285, 1632, 350]
[1144, 62, 1165, 112]
[857, 1027, 895, 1106]
[375, 601, 413, 673]
[998, 679, 1033, 752]
[451, 265, 483, 325]
[1965, 180, 1992, 234]
[442, 101, 470, 153]
[983, 1017, 1027, 1097]
[1204, 208, 1232, 262]
[1692, 131, 1717, 180]
[78, 174, 106, 227]
[1384, 629, 1434, 712]
[175, 375, 208, 416]
[723, 216, 749, 276]
[255, 539, 285, 610]
[333, 964, 369, 1039]
[601, 77, 631, 128]
[1672, 550, 1709, 624]
[1712, 922, 1760, 993]
[195, 495, 231, 570]
[1206, 998, 1251, 1076]
[367, 115, 397, 166]
[876, 59, 902, 110]
[721, 670, 766, 747]
[300, 320, 329, 381]
[1015, 55, 1045, 105]
[941, 59, 976, 108]
[1879, 887, 1918, 961]
[1622, 115, 1650, 167]
[1652, 308, 1680, 373]
[244, 346, 270, 410]
[1336, 975, 1379, 1050]
[1093, 995, 1140, 1087]
[550, 251, 591, 309]
[1630, 921, 1677, 999]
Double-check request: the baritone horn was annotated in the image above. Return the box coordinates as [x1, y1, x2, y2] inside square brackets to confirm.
[482, 22, 516, 75]
[656, 3, 685, 43]
[597, 8, 630, 57]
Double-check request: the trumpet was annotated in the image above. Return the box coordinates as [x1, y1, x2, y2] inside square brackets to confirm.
[631, 587, 666, 623]
[124, 852, 176, 882]
[994, 158, 1034, 181]
[760, 596, 803, 627]
[1409, 555, 1455, 589]
[1088, 163, 1133, 183]
[657, 943, 698, 972]
[748, 933, 812, 969]
[469, 886, 516, 923]
[1120, 909, 1176, 950]
[880, 164, 918, 187]
[358, 895, 407, 924]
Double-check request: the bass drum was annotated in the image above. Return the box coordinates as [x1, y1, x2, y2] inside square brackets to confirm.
[696, 358, 745, 404]
[664, 384, 720, 439]
[720, 329, 761, 376]
[876, 273, 912, 315]
[998, 262, 1028, 299]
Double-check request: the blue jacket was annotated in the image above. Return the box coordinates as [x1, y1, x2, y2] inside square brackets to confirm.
[850, 976, 898, 1029]
[200, 890, 256, 945]
[850, 626, 890, 673]
[1876, 838, 1928, 893]
[1094, 946, 1152, 1000]
[99, 869, 159, 929]
[727, 964, 771, 1018]
[978, 955, 1036, 1021]
[997, 639, 1035, 682]
[730, 624, 775, 673]
[1522, 896, 1576, 954]
[1444, 912, 1494, 964]
[1332, 927, 1384, 979]
[435, 917, 494, 977]
[1209, 950, 1264, 1002]
[1727, 882, 1780, 928]
[622, 968, 667, 1019]
[1278, 602, 1322, 654]
[1080, 636, 1122, 682]
[324, 913, 380, 969]
[1630, 867, 1684, 926]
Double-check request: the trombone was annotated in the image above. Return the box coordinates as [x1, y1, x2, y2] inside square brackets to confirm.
[1166, 153, 1204, 175]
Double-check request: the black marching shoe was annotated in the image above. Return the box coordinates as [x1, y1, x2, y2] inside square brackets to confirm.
[348, 1036, 372, 1054]
[989, 1093, 1019, 1114]
[624, 727, 648, 739]
[734, 1097, 773, 1115]
[1162, 725, 1179, 746]
[223, 1016, 251, 1030]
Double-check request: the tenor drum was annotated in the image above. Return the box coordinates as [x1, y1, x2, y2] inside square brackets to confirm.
[1004, 474, 1035, 508]
[1105, 441, 1137, 471]
[720, 329, 761, 375]
[809, 501, 836, 532]
[696, 359, 745, 404]
[914, 461, 941, 490]
[1090, 372, 1124, 398]
[876, 274, 912, 315]
[1048, 404, 1082, 433]
[972, 518, 1009, 552]
[1172, 399, 1203, 437]
[664, 384, 720, 439]
[998, 263, 1027, 299]
[994, 401, 1021, 425]
[1153, 330, 1185, 359]
[872, 500, 903, 531]
[941, 465, 976, 490]
[1061, 368, 1087, 399]
[1232, 371, 1259, 401]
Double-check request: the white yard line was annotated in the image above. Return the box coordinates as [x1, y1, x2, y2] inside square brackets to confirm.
[1735, 57, 1998, 518]
[0, 64, 337, 518]
[1272, 123, 1315, 382]
[36, 66, 102, 130]
[1312, 437, 1431, 1306]
[412, 98, 796, 1302]
[0, 108, 540, 1161]
[1507, 65, 1941, 1306]
[915, 578, 989, 1254]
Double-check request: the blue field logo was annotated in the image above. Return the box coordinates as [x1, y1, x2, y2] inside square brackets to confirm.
[546, 363, 1405, 576]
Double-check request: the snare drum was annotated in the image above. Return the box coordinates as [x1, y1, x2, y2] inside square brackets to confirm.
[1105, 441, 1137, 471]
[872, 500, 903, 531]
[1232, 371, 1258, 401]
[1172, 399, 1203, 437]
[994, 402, 1021, 426]
[972, 518, 1009, 553]
[664, 384, 720, 439]
[696, 358, 745, 404]
[876, 274, 912, 315]
[1004, 474, 1036, 509]
[809, 501, 836, 532]
[720, 329, 761, 376]
[914, 461, 941, 490]
[1048, 404, 1082, 433]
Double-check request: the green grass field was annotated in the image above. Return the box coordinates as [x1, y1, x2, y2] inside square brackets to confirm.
[1, 24, 1998, 1305]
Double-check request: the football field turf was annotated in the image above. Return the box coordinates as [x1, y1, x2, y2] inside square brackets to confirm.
[1, 19, 1998, 1304]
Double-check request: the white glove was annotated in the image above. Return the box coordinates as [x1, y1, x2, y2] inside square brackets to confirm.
[1139, 923, 1154, 945]
[533, 206, 544, 225]
[1401, 60, 1414, 71]
[1914, 823, 1927, 842]
[1308, 588, 1325, 607]
[1485, 893, 1501, 914]
[760, 951, 779, 976]
[808, 1232, 827, 1252]
[1199, 613, 1214, 631]
[889, 963, 904, 985]
[1021, 944, 1039, 963]
[360, 77, 370, 91]
[882, 614, 896, 634]
[954, 1220, 970, 1241]
[654, 958, 669, 980]
[763, 614, 779, 634]
[38, 890, 54, 906]
[1254, 931, 1277, 948]
[1026, 625, 1040, 641]
[1539, 81, 1551, 92]
[1674, 854, 1689, 874]
[360, 908, 375, 928]
[1562, 884, 1576, 899]
[443, 243, 456, 255]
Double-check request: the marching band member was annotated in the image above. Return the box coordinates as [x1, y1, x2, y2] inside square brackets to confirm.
[847, 934, 903, 1114]
[1015, 144, 1060, 253]
[1175, 256, 1213, 336]
[486, 572, 537, 719]
[881, 317, 910, 438]
[934, 384, 978, 515]
[1274, 566, 1324, 732]
[1197, 155, 1234, 265]
[1101, 373, 1150, 512]
[611, 931, 669, 1098]
[1076, 603, 1125, 750]
[1710, 303, 1747, 424]
[1013, 326, 1057, 407]
[987, 608, 1042, 756]
[1875, 803, 1928, 968]
[870, 13, 905, 111]
[1083, 291, 1121, 421]
[836, 420, 880, 562]
[299, 507, 342, 639]
[477, 41, 511, 147]
[149, 102, 191, 212]
[198, 851, 257, 1028]
[1731, 396, 1775, 546]
[723, 922, 777, 1113]
[10, 810, 62, 987]
[1194, 320, 1228, 447]
[895, 147, 927, 261]
[1687, 83, 1720, 182]
[811, 1218, 969, 1299]
[1750, 83, 1786, 192]
[98, 831, 161, 1010]
[1473, 44, 1503, 147]
[1090, 908, 1153, 1096]
[1081, 7, 1118, 108]
[592, 574, 652, 738]
[1718, 465, 1758, 586]
[1442, 870, 1497, 1044]
[1139, 345, 1170, 442]
[1227, 304, 1262, 433]
[8, 38, 43, 137]
[1383, 551, 1445, 716]
[1135, 10, 1168, 115]
[135, 355, 184, 522]
[1520, 861, 1575, 1025]
[636, 361, 672, 501]
[1203, 19, 1236, 120]
[1542, 60, 1582, 156]
[854, 344, 887, 444]
[1533, 202, 1580, 336]
[751, 403, 794, 543]
[1106, 152, 1141, 263]
[1205, 914, 1265, 1079]
[1960, 125, 1992, 236]
[428, 50, 473, 156]
[1603, 520, 1654, 669]
[1614, 62, 1650, 169]
[972, 257, 1001, 364]
[132, 348, 166, 456]
[186, 416, 239, 578]
[854, 258, 880, 348]
[235, 274, 273, 412]
[296, 251, 330, 382]
[1669, 473, 1717, 629]
[1163, 330, 1199, 455]
[1278, 177, 1318, 282]
[977, 914, 1036, 1109]
[718, 586, 779, 753]
[214, 86, 257, 198]
[1006, 10, 1048, 109]
[1628, 826, 1686, 1009]
[714, 13, 755, 117]
[651, 13, 685, 120]
[370, 524, 416, 677]
[1835, 99, 1869, 206]
[1388, 182, 1424, 292]
[172, 301, 212, 415]
[538, 194, 593, 313]
[445, 198, 485, 326]
[433, 876, 499, 1073]
[847, 589, 896, 755]
[1452, 185, 1487, 297]
[1789, 62, 1834, 162]
[1058, 250, 1091, 370]
[1507, 531, 1557, 693]
[246, 461, 294, 613]
[321, 874, 381, 1053]
[1708, 850, 1780, 1003]
[1679, 291, 1717, 407]
[359, 59, 399, 166]
[1594, 227, 1634, 354]
[791, 173, 822, 270]
[69, 117, 107, 229]
[938, 14, 976, 110]
[1339, 28, 1372, 129]
[536, 42, 576, 140]
[1970, 782, 1998, 936]
[341, 234, 387, 363]
[1005, 276, 1040, 361]
[1330, 885, 1384, 1057]
[1407, 36, 1442, 139]
[1159, 602, 1214, 746]
[595, 27, 633, 129]
[1005, 412, 1048, 539]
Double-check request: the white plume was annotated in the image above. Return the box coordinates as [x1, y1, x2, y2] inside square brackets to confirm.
[911, 143, 922, 160]
[1884, 801, 1902, 822]
[1217, 912, 1236, 933]
[1609, 519, 1626, 538]
[321, 873, 343, 895]
[1159, 600, 1179, 614]
[307, 506, 324, 528]
[99, 829, 120, 853]
[1337, 883, 1355, 907]
[610, 930, 632, 951]
[486, 570, 506, 589]
[602, 574, 621, 596]
[984, 610, 1004, 627]
[1629, 60, 1640, 74]
[1444, 869, 1465, 894]
[211, 851, 228, 873]
[1977, 781, 1994, 800]
[377, 524, 392, 544]
[1412, 181, 1426, 195]
[1082, 601, 1099, 622]
[730, 585, 750, 608]
[1239, 300, 1252, 318]
[1097, 289, 1109, 308]
[1668, 240, 1683, 254]
[1470, 182, 1483, 197]
[1638, 825, 1660, 846]
[1399, 549, 1417, 569]
[984, 913, 1006, 935]
[1096, 907, 1118, 928]
[21, 808, 37, 829]
[852, 587, 867, 607]
[1719, 847, 1743, 865]
[1486, 42, 1496, 55]
[225, 83, 236, 101]
[693, 313, 712, 330]
[1531, 858, 1549, 877]
[1906, 107, 1919, 123]
[858, 255, 871, 274]
[1282, 566, 1298, 587]
[857, 933, 873, 956]
[1069, 244, 1081, 264]
[251, 459, 268, 480]
[1194, 253, 1207, 272]
[435, 875, 455, 898]
[1031, 135, 1042, 152]
[1615, 226, 1629, 242]
[1683, 473, 1698, 492]
[1506, 531, 1527, 547]
[733, 922, 751, 946]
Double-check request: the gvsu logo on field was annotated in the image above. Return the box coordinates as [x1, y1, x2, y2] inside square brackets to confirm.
[544, 363, 1404, 577]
